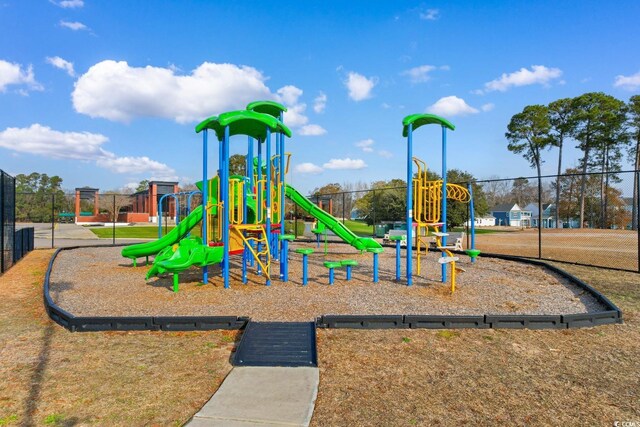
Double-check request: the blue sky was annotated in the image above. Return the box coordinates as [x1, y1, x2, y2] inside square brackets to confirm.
[1, 0, 639, 195]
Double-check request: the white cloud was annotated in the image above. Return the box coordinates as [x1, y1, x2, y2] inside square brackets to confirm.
[96, 155, 173, 175]
[614, 71, 640, 91]
[46, 56, 75, 77]
[298, 124, 327, 136]
[0, 124, 174, 176]
[59, 20, 88, 31]
[323, 158, 367, 170]
[345, 71, 377, 101]
[355, 138, 374, 152]
[401, 65, 436, 83]
[427, 96, 479, 117]
[0, 60, 43, 93]
[73, 60, 272, 123]
[479, 65, 562, 93]
[420, 9, 440, 20]
[481, 103, 495, 112]
[50, 0, 84, 8]
[378, 150, 393, 158]
[313, 92, 327, 113]
[276, 85, 302, 105]
[295, 163, 323, 174]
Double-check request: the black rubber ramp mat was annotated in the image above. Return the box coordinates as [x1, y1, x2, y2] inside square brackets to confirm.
[233, 321, 318, 367]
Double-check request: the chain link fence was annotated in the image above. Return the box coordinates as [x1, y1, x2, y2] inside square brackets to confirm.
[2, 170, 35, 274]
[12, 170, 640, 272]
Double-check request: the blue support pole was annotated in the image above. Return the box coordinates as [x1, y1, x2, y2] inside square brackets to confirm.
[282, 239, 289, 281]
[468, 182, 476, 262]
[272, 128, 280, 263]
[256, 138, 262, 275]
[441, 126, 448, 282]
[279, 112, 286, 279]
[373, 252, 379, 283]
[406, 123, 413, 286]
[395, 239, 401, 281]
[302, 254, 308, 285]
[265, 128, 272, 287]
[222, 126, 230, 289]
[202, 130, 209, 284]
[247, 137, 255, 268]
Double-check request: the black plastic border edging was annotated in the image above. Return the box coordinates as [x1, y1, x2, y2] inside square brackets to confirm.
[43, 245, 249, 332]
[43, 245, 623, 332]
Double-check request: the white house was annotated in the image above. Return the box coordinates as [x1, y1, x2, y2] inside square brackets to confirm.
[465, 216, 496, 227]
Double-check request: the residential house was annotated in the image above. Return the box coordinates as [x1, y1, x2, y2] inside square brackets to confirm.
[464, 216, 496, 227]
[524, 203, 557, 228]
[490, 203, 531, 227]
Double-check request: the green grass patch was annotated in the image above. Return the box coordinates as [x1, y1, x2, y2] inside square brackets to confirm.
[436, 330, 460, 340]
[90, 226, 176, 239]
[0, 415, 18, 426]
[43, 414, 64, 425]
[343, 220, 373, 236]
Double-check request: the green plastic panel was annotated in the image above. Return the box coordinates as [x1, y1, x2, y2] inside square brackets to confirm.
[402, 113, 455, 137]
[246, 100, 287, 118]
[195, 109, 292, 140]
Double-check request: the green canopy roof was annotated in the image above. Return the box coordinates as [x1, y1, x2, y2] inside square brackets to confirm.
[402, 113, 455, 137]
[195, 109, 292, 140]
[246, 100, 287, 118]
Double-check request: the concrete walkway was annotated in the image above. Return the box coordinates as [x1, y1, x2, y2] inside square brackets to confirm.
[187, 367, 319, 427]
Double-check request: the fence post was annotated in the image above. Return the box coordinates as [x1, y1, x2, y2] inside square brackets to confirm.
[538, 176, 542, 259]
[51, 193, 55, 249]
[1, 172, 4, 273]
[113, 194, 116, 245]
[294, 202, 298, 238]
[342, 192, 345, 225]
[637, 170, 640, 273]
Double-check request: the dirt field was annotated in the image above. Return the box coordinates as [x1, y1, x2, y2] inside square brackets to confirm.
[2, 249, 638, 426]
[312, 262, 640, 426]
[473, 227, 639, 271]
[0, 250, 236, 426]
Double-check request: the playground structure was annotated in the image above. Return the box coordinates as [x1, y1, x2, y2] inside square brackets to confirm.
[121, 101, 382, 291]
[403, 114, 478, 292]
[119, 103, 484, 293]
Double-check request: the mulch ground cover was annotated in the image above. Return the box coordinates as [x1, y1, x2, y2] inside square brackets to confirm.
[48, 243, 606, 321]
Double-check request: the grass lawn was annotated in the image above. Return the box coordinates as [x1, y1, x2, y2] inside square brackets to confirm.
[343, 220, 373, 236]
[312, 263, 640, 426]
[89, 226, 179, 239]
[2, 249, 638, 425]
[451, 226, 518, 234]
[0, 250, 235, 426]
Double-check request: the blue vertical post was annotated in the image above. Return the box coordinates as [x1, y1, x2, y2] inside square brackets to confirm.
[373, 252, 379, 283]
[441, 126, 448, 282]
[222, 126, 230, 289]
[395, 239, 401, 281]
[265, 128, 272, 286]
[302, 254, 308, 285]
[279, 112, 286, 279]
[202, 130, 209, 284]
[468, 182, 476, 262]
[256, 138, 262, 275]
[282, 239, 289, 281]
[406, 123, 413, 286]
[247, 137, 255, 267]
[272, 132, 279, 261]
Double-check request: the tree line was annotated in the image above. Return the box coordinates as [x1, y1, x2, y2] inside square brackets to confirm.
[506, 93, 640, 229]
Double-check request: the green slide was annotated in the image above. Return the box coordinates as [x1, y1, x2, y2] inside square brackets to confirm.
[121, 205, 204, 260]
[145, 236, 224, 279]
[285, 184, 381, 251]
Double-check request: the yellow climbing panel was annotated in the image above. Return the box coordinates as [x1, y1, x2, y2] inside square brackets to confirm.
[230, 224, 271, 280]
[412, 156, 471, 276]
